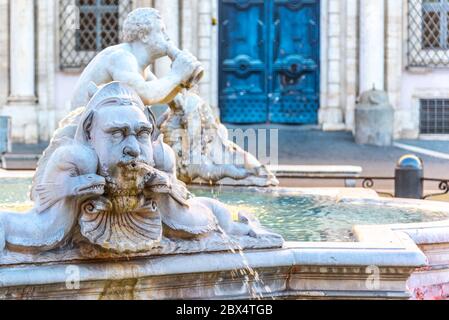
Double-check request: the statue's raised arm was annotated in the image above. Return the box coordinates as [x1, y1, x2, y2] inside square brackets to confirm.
[70, 8, 202, 110]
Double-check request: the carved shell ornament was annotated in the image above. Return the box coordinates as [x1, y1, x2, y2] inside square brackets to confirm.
[74, 82, 163, 252]
[79, 196, 161, 253]
[79, 160, 164, 252]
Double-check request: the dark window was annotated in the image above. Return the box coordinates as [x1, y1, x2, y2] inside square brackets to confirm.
[408, 0, 449, 67]
[59, 0, 132, 69]
[420, 99, 449, 134]
[422, 10, 441, 49]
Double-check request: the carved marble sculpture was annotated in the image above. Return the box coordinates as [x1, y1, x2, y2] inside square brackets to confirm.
[159, 93, 279, 187]
[0, 7, 283, 257]
[0, 143, 104, 252]
[71, 7, 202, 110]
[0, 82, 283, 256]
[69, 7, 277, 187]
[149, 135, 270, 239]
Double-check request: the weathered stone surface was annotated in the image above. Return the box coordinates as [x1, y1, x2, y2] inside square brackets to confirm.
[0, 231, 283, 266]
[354, 89, 394, 146]
[0, 8, 284, 257]
[355, 218, 449, 300]
[2, 187, 449, 300]
[0, 143, 104, 252]
[0, 81, 283, 256]
[159, 92, 279, 187]
[0, 241, 426, 300]
[71, 7, 202, 110]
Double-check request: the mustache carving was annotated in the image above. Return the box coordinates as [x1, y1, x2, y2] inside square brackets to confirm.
[99, 157, 158, 198]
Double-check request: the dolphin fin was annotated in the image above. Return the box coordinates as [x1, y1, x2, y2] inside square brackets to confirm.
[35, 183, 65, 213]
[169, 182, 190, 208]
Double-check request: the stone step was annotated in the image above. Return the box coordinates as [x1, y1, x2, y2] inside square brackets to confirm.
[267, 165, 362, 178]
[267, 165, 363, 188]
[1, 153, 40, 170]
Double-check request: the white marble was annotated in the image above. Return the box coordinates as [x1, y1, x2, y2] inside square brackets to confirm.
[2, 181, 449, 299]
[0, 80, 283, 255]
[70, 7, 202, 110]
[0, 143, 104, 252]
[9, 0, 36, 102]
[354, 214, 449, 300]
[267, 165, 362, 178]
[0, 239, 426, 299]
[359, 0, 385, 93]
[3, 0, 447, 143]
[159, 92, 279, 187]
[5, 1, 386, 253]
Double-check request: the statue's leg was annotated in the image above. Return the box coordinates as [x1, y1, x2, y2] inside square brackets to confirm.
[189, 164, 250, 182]
[194, 197, 255, 237]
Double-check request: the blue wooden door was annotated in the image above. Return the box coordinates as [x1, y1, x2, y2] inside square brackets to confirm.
[219, 0, 320, 124]
[219, 0, 268, 123]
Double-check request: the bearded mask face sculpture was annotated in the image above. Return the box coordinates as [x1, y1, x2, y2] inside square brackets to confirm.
[75, 82, 163, 252]
[88, 105, 154, 176]
[77, 82, 156, 176]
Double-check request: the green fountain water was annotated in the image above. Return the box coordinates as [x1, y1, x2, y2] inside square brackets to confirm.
[1, 178, 448, 242]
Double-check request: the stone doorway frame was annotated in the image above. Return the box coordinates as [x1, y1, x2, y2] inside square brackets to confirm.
[181, 0, 351, 130]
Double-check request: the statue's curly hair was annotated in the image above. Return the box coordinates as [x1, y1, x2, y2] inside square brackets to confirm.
[122, 8, 161, 42]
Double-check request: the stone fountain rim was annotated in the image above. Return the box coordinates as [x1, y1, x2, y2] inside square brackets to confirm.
[0, 234, 427, 288]
[3, 182, 445, 293]
[189, 185, 449, 214]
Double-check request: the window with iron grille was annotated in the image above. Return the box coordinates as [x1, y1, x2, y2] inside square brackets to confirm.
[408, 0, 449, 67]
[59, 0, 133, 70]
[420, 99, 449, 134]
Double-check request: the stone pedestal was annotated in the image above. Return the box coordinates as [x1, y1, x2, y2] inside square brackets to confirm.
[355, 90, 394, 146]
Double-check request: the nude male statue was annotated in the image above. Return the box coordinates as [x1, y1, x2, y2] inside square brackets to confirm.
[71, 7, 201, 110]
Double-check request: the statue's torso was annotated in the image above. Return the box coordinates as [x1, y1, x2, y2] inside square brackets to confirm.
[70, 44, 145, 110]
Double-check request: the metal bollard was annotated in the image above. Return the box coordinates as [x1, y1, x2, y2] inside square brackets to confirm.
[394, 154, 423, 199]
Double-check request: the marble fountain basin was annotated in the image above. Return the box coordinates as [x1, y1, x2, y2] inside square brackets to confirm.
[0, 177, 448, 299]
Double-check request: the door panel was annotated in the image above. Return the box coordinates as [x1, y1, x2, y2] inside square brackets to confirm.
[219, 0, 320, 124]
[219, 0, 267, 123]
[269, 0, 320, 123]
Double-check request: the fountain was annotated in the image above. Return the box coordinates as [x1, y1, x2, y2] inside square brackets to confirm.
[0, 8, 448, 300]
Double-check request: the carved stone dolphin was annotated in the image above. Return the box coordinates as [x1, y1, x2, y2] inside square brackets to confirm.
[149, 135, 266, 239]
[0, 144, 105, 253]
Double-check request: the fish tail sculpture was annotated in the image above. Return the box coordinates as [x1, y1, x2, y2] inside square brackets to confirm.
[142, 166, 213, 238]
[189, 197, 254, 236]
[193, 197, 280, 238]
[180, 163, 251, 183]
[0, 143, 105, 253]
[159, 92, 279, 187]
[145, 177, 273, 240]
[149, 136, 274, 239]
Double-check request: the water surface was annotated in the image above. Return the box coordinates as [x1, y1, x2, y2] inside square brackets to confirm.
[192, 188, 449, 242]
[1, 178, 448, 242]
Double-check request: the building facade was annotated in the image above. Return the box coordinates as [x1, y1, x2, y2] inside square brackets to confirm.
[1, 0, 448, 144]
